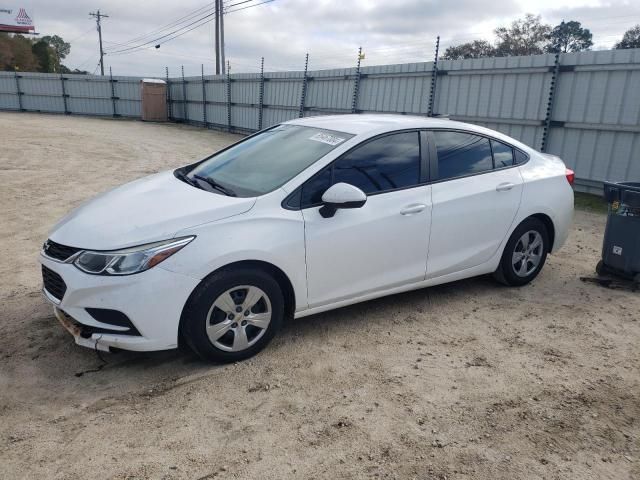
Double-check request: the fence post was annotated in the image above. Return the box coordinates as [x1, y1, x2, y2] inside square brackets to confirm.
[299, 53, 309, 118]
[201, 64, 207, 128]
[351, 46, 362, 114]
[165, 67, 172, 121]
[427, 36, 440, 117]
[14, 71, 23, 111]
[181, 65, 188, 121]
[109, 66, 118, 117]
[60, 74, 69, 115]
[258, 57, 265, 130]
[541, 52, 561, 153]
[226, 61, 232, 132]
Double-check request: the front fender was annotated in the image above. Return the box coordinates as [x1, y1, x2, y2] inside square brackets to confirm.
[160, 209, 308, 311]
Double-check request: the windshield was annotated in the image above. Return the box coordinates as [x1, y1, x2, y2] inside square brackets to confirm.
[186, 124, 354, 197]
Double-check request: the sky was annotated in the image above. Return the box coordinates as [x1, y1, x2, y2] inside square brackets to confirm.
[19, 0, 640, 77]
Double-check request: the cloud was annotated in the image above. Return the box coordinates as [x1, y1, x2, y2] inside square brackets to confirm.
[24, 0, 640, 77]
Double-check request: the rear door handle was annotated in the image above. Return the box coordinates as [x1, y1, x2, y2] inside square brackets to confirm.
[400, 204, 427, 215]
[496, 182, 516, 192]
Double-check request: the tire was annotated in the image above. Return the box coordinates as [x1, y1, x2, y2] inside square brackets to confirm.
[596, 260, 606, 276]
[493, 217, 549, 287]
[181, 268, 284, 363]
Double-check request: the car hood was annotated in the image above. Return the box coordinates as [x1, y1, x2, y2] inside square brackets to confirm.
[49, 171, 256, 250]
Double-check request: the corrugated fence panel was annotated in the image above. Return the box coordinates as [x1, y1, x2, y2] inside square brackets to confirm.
[0, 74, 17, 95]
[113, 78, 141, 117]
[545, 49, 640, 191]
[358, 63, 433, 114]
[2, 49, 640, 191]
[306, 68, 354, 112]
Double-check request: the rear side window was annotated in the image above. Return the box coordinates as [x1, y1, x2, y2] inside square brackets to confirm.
[434, 131, 493, 180]
[491, 139, 514, 168]
[333, 132, 421, 195]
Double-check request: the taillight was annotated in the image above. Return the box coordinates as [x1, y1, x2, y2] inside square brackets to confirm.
[565, 168, 575, 186]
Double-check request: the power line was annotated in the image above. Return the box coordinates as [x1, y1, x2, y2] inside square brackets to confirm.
[222, 0, 258, 12]
[104, 0, 267, 55]
[104, 9, 218, 54]
[106, 17, 215, 56]
[225, 0, 275, 14]
[120, 2, 216, 46]
[68, 26, 96, 44]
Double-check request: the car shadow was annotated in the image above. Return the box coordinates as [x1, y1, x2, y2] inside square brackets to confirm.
[24, 274, 502, 397]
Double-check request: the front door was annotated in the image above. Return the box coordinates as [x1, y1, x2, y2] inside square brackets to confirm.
[301, 131, 432, 307]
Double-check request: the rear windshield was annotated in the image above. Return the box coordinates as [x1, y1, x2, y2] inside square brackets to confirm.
[187, 124, 354, 197]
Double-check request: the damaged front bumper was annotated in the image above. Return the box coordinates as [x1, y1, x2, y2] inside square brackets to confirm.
[40, 253, 200, 352]
[53, 306, 111, 352]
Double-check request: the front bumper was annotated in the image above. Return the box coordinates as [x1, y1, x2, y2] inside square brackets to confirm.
[40, 254, 200, 352]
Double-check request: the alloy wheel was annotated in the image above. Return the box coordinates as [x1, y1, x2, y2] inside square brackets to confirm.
[206, 285, 272, 352]
[512, 230, 544, 277]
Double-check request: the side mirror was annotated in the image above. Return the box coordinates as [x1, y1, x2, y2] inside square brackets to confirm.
[319, 182, 367, 218]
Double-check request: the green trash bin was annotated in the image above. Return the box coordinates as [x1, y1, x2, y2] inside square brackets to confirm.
[597, 181, 640, 283]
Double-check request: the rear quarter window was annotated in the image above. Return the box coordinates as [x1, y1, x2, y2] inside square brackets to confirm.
[514, 149, 529, 165]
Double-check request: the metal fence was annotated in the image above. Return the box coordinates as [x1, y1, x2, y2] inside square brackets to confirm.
[1, 48, 640, 193]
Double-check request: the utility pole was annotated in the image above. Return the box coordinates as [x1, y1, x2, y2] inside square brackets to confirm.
[89, 10, 108, 76]
[214, 0, 220, 74]
[220, 0, 226, 75]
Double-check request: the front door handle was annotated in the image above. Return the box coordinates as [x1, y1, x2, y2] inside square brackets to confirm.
[496, 182, 516, 192]
[400, 204, 427, 215]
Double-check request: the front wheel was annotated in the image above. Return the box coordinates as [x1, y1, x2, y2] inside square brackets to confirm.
[494, 218, 549, 287]
[181, 268, 284, 362]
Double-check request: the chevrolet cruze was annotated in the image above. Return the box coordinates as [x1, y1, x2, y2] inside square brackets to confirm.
[40, 114, 574, 362]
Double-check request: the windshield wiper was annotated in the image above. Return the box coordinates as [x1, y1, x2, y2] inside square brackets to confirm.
[193, 174, 237, 197]
[175, 169, 198, 187]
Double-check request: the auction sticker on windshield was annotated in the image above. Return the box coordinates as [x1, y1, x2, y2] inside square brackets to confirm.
[309, 132, 346, 146]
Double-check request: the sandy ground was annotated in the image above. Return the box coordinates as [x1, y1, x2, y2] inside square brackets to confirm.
[0, 112, 638, 480]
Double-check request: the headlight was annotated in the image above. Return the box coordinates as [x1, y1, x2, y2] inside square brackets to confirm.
[73, 236, 194, 275]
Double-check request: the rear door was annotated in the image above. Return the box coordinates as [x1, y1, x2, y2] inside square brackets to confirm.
[427, 130, 523, 278]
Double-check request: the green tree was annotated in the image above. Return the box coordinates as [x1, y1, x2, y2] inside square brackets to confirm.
[615, 25, 640, 49]
[0, 33, 71, 72]
[546, 20, 593, 53]
[41, 34, 70, 71]
[0, 34, 40, 71]
[495, 14, 552, 56]
[442, 40, 497, 60]
[31, 40, 54, 72]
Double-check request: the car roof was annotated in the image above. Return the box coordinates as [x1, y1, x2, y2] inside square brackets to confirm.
[286, 114, 475, 135]
[284, 114, 535, 153]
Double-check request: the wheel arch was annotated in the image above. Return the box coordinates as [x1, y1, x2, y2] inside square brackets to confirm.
[529, 213, 555, 253]
[178, 259, 297, 346]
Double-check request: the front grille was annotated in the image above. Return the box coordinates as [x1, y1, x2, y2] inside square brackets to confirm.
[43, 240, 81, 262]
[42, 265, 67, 302]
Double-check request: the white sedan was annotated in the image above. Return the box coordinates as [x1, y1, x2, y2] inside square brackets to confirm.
[40, 114, 574, 362]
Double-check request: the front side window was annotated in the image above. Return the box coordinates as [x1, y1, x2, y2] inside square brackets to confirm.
[333, 132, 421, 194]
[434, 131, 493, 180]
[298, 131, 421, 208]
[187, 125, 354, 197]
[301, 166, 332, 207]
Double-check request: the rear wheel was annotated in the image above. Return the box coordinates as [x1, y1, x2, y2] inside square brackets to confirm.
[182, 268, 284, 362]
[494, 218, 549, 287]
